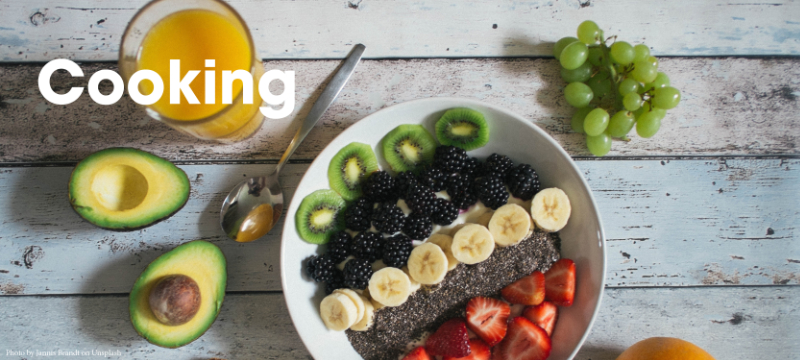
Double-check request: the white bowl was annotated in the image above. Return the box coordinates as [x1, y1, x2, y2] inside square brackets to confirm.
[281, 97, 606, 360]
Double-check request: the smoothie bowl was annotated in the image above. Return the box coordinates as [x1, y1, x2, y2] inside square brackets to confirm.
[281, 97, 606, 360]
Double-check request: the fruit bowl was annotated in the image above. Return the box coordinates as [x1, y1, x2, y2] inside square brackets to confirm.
[281, 97, 606, 360]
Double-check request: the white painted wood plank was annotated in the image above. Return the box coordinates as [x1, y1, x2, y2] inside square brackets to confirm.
[0, 287, 796, 359]
[0, 159, 797, 295]
[1, 58, 799, 162]
[2, 0, 800, 61]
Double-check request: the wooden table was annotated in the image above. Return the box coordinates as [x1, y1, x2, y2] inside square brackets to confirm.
[1, 1, 798, 359]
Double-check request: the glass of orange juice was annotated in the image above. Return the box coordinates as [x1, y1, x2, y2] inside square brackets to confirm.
[119, 0, 264, 143]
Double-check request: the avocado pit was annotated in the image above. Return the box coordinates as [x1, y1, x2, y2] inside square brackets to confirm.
[148, 274, 201, 326]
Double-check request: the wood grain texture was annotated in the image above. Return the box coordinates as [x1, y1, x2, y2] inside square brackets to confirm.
[0, 287, 796, 359]
[2, 0, 800, 61]
[1, 57, 799, 163]
[1, 159, 796, 295]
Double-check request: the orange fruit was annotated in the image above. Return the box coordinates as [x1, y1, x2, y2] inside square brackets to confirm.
[616, 337, 715, 360]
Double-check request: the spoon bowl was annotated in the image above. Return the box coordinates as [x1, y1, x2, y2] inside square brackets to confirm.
[219, 44, 365, 242]
[220, 174, 283, 242]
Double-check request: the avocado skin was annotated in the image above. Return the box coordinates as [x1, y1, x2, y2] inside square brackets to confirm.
[129, 240, 227, 348]
[68, 147, 190, 231]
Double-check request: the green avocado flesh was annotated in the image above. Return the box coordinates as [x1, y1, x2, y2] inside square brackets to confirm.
[129, 240, 227, 348]
[68, 148, 190, 230]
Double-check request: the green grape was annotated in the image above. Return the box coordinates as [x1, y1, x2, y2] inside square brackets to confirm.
[646, 56, 659, 69]
[609, 41, 635, 65]
[586, 72, 612, 98]
[652, 86, 681, 109]
[584, 108, 609, 136]
[560, 41, 589, 70]
[650, 106, 667, 119]
[561, 62, 593, 83]
[618, 78, 641, 96]
[607, 110, 635, 137]
[577, 20, 602, 45]
[554, 37, 579, 60]
[564, 82, 594, 108]
[644, 72, 670, 92]
[633, 44, 650, 62]
[636, 111, 662, 138]
[586, 132, 612, 156]
[631, 60, 658, 83]
[587, 47, 604, 66]
[623, 92, 643, 111]
[571, 107, 592, 133]
[633, 101, 650, 118]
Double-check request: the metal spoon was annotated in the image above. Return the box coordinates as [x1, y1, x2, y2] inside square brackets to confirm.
[220, 44, 366, 242]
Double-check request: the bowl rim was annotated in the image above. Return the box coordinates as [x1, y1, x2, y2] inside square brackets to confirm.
[280, 96, 607, 360]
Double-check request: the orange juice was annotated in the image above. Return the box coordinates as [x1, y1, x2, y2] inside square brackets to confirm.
[135, 9, 263, 141]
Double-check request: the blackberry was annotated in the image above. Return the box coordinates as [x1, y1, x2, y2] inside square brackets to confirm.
[420, 166, 449, 192]
[343, 258, 373, 290]
[461, 157, 480, 177]
[432, 198, 459, 225]
[305, 255, 320, 280]
[326, 230, 352, 263]
[403, 213, 433, 240]
[312, 254, 337, 282]
[350, 231, 384, 262]
[405, 183, 438, 216]
[362, 171, 396, 202]
[433, 145, 468, 173]
[371, 202, 406, 234]
[447, 173, 479, 210]
[505, 164, 541, 201]
[345, 197, 373, 231]
[325, 268, 346, 294]
[483, 153, 514, 177]
[394, 171, 419, 200]
[452, 191, 479, 210]
[382, 234, 413, 268]
[475, 175, 509, 210]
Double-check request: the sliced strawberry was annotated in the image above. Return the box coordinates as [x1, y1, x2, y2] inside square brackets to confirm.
[443, 338, 490, 360]
[425, 318, 471, 358]
[466, 296, 510, 347]
[403, 347, 431, 360]
[544, 258, 576, 307]
[494, 317, 551, 360]
[522, 301, 558, 336]
[501, 271, 545, 306]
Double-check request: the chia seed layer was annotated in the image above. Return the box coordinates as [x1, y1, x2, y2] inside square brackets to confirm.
[346, 230, 561, 360]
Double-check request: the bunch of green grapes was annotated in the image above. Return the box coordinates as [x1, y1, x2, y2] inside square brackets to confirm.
[555, 20, 681, 156]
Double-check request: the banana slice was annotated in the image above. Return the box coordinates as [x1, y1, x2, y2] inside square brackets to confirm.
[489, 204, 533, 247]
[368, 267, 412, 307]
[319, 293, 359, 331]
[350, 294, 375, 331]
[402, 266, 422, 292]
[370, 297, 385, 310]
[427, 234, 460, 271]
[452, 224, 495, 264]
[333, 288, 365, 324]
[407, 243, 449, 285]
[507, 196, 532, 214]
[531, 187, 571, 232]
[476, 210, 494, 227]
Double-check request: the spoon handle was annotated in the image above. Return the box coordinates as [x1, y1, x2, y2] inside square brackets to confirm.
[273, 43, 366, 175]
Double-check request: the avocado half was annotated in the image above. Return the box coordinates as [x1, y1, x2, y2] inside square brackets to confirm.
[68, 147, 190, 230]
[129, 240, 227, 348]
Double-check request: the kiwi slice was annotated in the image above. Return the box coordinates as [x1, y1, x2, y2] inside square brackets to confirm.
[328, 142, 379, 201]
[295, 189, 346, 244]
[435, 108, 490, 150]
[380, 124, 437, 173]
